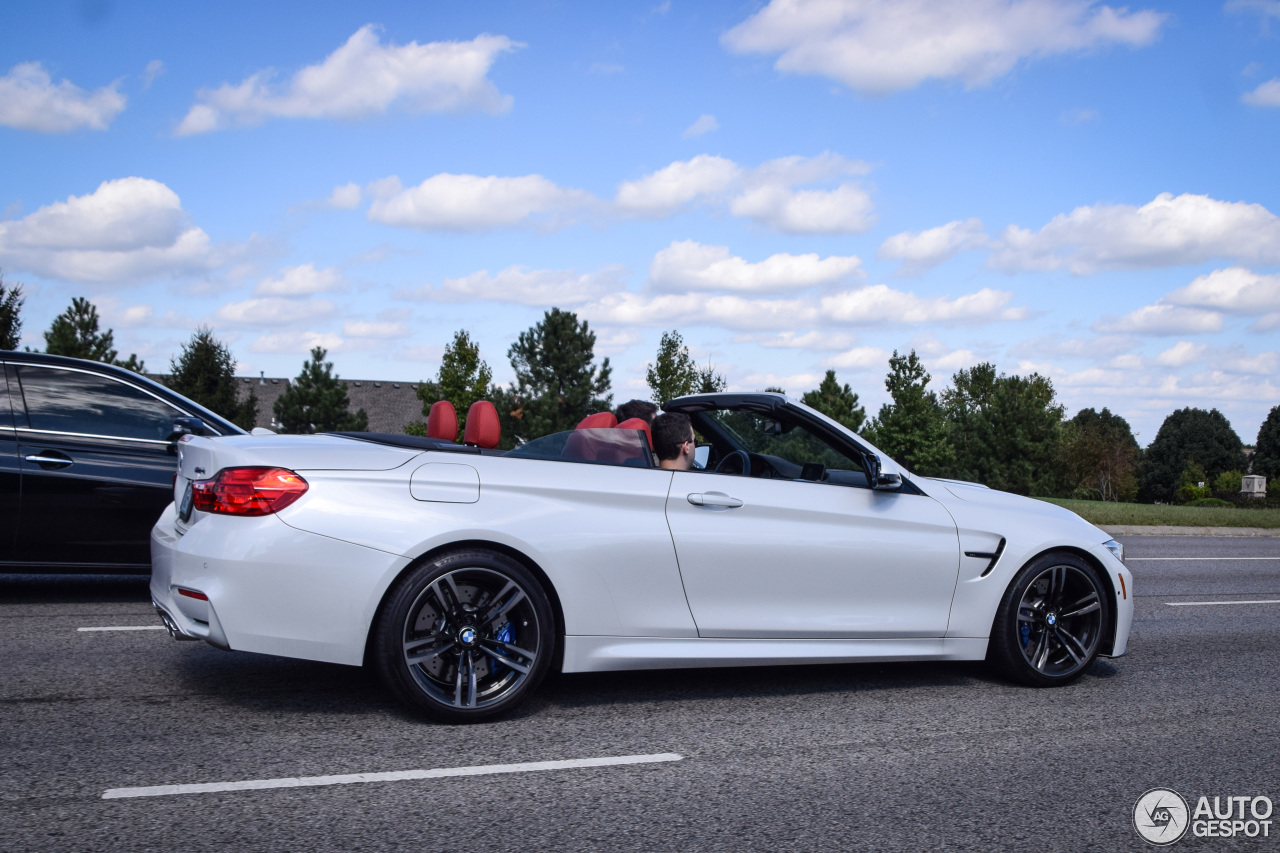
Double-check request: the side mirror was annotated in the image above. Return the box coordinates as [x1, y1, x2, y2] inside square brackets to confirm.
[863, 451, 902, 490]
[168, 416, 209, 441]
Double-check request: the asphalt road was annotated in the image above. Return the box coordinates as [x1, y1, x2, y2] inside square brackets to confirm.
[2, 535, 1277, 852]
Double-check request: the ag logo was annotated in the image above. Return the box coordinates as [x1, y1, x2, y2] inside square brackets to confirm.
[1135, 788, 1190, 845]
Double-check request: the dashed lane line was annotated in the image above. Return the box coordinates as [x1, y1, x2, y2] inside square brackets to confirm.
[77, 626, 166, 632]
[102, 753, 684, 799]
[1166, 600, 1280, 606]
[1128, 557, 1279, 561]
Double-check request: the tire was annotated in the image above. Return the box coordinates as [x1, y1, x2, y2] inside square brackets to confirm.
[373, 548, 555, 723]
[988, 551, 1112, 687]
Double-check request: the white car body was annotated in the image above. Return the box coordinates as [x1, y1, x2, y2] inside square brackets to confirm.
[151, 394, 1132, 683]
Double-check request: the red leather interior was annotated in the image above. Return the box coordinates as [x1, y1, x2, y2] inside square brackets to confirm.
[464, 400, 501, 448]
[576, 411, 618, 430]
[426, 400, 458, 441]
[616, 417, 653, 449]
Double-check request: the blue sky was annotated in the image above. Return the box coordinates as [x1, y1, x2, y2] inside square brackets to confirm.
[2, 0, 1278, 445]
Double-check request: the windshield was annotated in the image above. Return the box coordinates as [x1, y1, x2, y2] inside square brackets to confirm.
[504, 427, 654, 468]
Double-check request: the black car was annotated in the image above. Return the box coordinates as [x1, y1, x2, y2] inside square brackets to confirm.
[1, 351, 244, 573]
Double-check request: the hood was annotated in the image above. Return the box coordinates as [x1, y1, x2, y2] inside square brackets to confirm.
[918, 476, 1108, 541]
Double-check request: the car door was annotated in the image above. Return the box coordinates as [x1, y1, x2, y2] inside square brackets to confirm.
[664, 411, 960, 639]
[0, 364, 19, 562]
[11, 363, 183, 570]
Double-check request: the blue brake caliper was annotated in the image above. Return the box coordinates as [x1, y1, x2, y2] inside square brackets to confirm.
[490, 622, 513, 673]
[1020, 622, 1031, 648]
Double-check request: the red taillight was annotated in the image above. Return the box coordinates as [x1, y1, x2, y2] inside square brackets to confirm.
[190, 467, 308, 517]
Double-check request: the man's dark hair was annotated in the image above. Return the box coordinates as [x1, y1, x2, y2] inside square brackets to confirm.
[652, 412, 693, 461]
[616, 399, 659, 425]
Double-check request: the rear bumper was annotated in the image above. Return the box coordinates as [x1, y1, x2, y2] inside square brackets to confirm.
[150, 503, 411, 666]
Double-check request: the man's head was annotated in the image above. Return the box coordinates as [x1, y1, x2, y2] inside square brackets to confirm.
[616, 399, 659, 426]
[652, 412, 695, 470]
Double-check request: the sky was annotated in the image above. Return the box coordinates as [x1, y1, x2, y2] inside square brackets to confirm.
[1, 0, 1278, 447]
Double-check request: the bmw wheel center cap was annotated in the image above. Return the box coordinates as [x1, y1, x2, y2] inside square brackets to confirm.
[1047, 613, 1057, 627]
[459, 626, 478, 646]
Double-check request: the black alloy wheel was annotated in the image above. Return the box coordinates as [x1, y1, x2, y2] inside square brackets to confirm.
[989, 552, 1112, 687]
[374, 549, 554, 723]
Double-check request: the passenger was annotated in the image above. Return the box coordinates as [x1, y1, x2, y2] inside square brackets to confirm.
[616, 399, 658, 426]
[652, 412, 696, 471]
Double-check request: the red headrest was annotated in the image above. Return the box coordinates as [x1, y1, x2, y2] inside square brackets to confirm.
[464, 400, 501, 448]
[617, 417, 652, 449]
[426, 400, 458, 442]
[577, 411, 618, 430]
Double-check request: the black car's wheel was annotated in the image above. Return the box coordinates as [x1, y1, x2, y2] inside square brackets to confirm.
[374, 549, 554, 723]
[989, 551, 1112, 687]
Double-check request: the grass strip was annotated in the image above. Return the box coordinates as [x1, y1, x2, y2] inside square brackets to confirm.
[1038, 498, 1280, 529]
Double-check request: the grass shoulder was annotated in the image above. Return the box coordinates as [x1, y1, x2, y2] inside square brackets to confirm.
[1039, 497, 1280, 529]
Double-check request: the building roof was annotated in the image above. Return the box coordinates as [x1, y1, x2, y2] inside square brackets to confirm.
[234, 375, 427, 434]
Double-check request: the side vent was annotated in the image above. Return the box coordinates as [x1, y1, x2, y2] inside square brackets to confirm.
[965, 537, 1006, 578]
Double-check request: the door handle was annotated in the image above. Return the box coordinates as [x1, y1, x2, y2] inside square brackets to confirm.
[24, 454, 73, 468]
[687, 492, 743, 508]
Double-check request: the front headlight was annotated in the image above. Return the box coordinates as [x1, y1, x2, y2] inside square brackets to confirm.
[1102, 539, 1124, 564]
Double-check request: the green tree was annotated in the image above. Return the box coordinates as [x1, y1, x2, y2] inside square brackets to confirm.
[941, 363, 1066, 496]
[1139, 408, 1245, 503]
[42, 296, 145, 372]
[1213, 469, 1243, 498]
[166, 326, 258, 430]
[409, 330, 493, 439]
[801, 369, 866, 433]
[1060, 407, 1140, 502]
[646, 330, 698, 403]
[1254, 405, 1280, 483]
[273, 346, 368, 434]
[696, 361, 728, 393]
[864, 350, 953, 476]
[0, 271, 23, 350]
[507, 308, 611, 439]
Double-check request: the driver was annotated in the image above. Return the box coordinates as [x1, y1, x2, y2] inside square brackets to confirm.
[652, 412, 696, 471]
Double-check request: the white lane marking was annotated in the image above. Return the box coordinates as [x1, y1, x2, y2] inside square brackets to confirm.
[102, 753, 683, 800]
[77, 626, 166, 632]
[1166, 600, 1280, 607]
[1129, 557, 1279, 561]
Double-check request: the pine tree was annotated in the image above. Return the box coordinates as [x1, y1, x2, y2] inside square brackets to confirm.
[273, 346, 368, 434]
[864, 350, 952, 476]
[167, 326, 258, 430]
[410, 330, 492, 439]
[42, 296, 145, 371]
[0, 272, 23, 350]
[696, 361, 728, 393]
[802, 370, 866, 433]
[645, 330, 698, 403]
[507, 308, 611, 439]
[1255, 405, 1280, 483]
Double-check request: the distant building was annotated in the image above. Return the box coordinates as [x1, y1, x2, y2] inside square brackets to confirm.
[234, 375, 425, 434]
[1241, 474, 1266, 498]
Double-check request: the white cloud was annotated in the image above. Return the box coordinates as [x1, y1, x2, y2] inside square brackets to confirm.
[1008, 334, 1135, 360]
[650, 240, 862, 293]
[928, 348, 981, 371]
[175, 26, 520, 135]
[255, 263, 345, 296]
[722, 0, 1165, 95]
[989, 193, 1280, 274]
[1154, 340, 1207, 367]
[730, 182, 875, 234]
[582, 283, 1024, 330]
[731, 372, 821, 394]
[594, 328, 645, 355]
[367, 173, 594, 231]
[1094, 304, 1224, 335]
[878, 218, 987, 274]
[216, 297, 336, 326]
[739, 331, 857, 350]
[342, 320, 409, 338]
[398, 264, 625, 305]
[142, 60, 165, 89]
[1165, 267, 1280, 315]
[397, 343, 446, 362]
[615, 155, 741, 217]
[328, 182, 362, 209]
[682, 114, 719, 137]
[824, 346, 889, 368]
[0, 177, 218, 283]
[1243, 78, 1280, 107]
[251, 331, 345, 354]
[115, 304, 197, 329]
[0, 62, 126, 132]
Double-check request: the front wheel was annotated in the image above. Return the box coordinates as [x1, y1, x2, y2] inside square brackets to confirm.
[989, 552, 1112, 687]
[373, 549, 554, 723]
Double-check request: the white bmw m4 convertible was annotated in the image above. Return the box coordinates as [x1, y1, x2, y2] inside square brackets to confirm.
[151, 392, 1133, 722]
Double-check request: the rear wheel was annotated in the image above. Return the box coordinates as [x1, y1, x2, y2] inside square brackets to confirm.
[374, 549, 554, 722]
[989, 551, 1111, 687]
